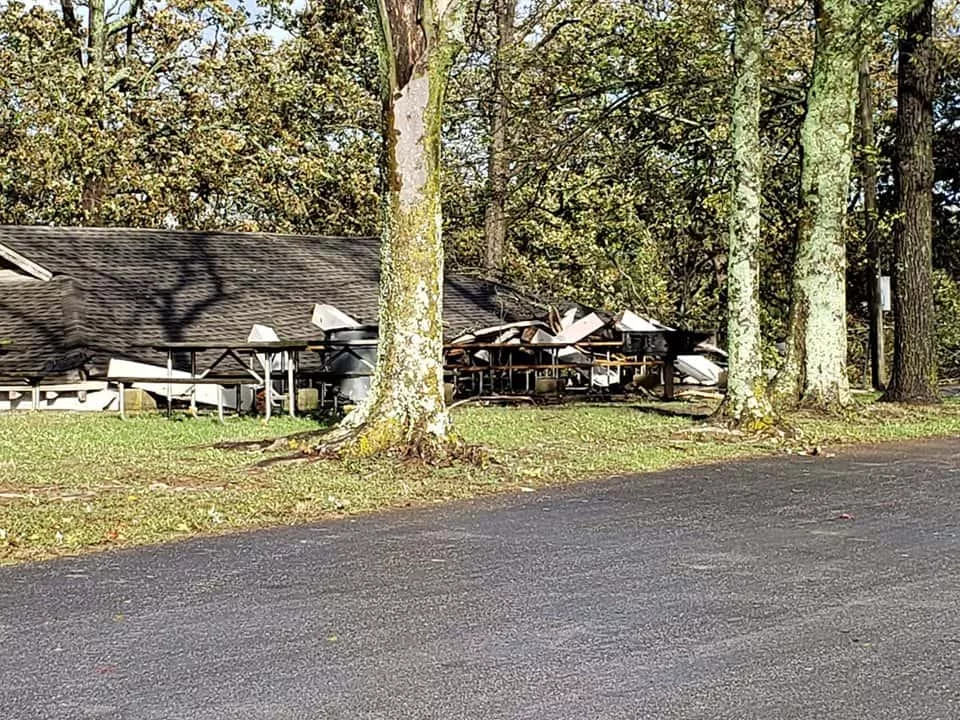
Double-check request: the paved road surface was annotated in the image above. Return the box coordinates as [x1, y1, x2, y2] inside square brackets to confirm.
[2, 439, 959, 719]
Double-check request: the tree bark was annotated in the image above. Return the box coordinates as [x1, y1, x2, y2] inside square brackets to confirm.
[773, 0, 859, 411]
[81, 0, 108, 224]
[772, 0, 925, 411]
[883, 0, 939, 403]
[328, 0, 463, 456]
[483, 0, 515, 275]
[722, 0, 774, 427]
[858, 57, 885, 391]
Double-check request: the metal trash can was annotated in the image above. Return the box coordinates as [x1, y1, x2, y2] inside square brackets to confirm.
[326, 325, 379, 402]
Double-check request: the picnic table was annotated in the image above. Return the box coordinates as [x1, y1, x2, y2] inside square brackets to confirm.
[115, 341, 311, 421]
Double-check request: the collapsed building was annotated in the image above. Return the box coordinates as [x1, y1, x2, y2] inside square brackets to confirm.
[0, 226, 724, 414]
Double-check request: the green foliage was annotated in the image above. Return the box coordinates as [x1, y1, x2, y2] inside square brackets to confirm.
[0, 0, 380, 233]
[0, 0, 954, 383]
[444, 0, 731, 326]
[934, 270, 960, 378]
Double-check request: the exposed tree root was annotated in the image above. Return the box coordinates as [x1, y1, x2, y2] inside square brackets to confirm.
[879, 391, 942, 405]
[211, 428, 332, 453]
[675, 414, 801, 445]
[710, 393, 782, 436]
[318, 421, 486, 463]
[253, 452, 317, 470]
[239, 420, 489, 471]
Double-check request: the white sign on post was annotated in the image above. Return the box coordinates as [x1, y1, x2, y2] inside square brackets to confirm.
[880, 276, 892, 312]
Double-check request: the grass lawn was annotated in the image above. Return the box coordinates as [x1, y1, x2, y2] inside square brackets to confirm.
[2, 398, 960, 565]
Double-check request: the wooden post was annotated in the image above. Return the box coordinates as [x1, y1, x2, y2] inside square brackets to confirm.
[190, 350, 198, 413]
[859, 58, 885, 390]
[287, 351, 296, 418]
[264, 354, 272, 422]
[663, 355, 676, 400]
[166, 350, 173, 417]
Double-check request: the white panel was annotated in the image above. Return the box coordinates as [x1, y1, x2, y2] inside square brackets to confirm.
[107, 358, 237, 407]
[559, 307, 578, 330]
[311, 304, 359, 330]
[674, 355, 723, 385]
[248, 324, 282, 371]
[614, 310, 662, 332]
[552, 313, 606, 345]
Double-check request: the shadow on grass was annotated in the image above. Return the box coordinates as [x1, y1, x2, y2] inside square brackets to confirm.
[631, 402, 716, 421]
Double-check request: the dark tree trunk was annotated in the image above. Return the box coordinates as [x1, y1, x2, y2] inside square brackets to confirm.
[80, 0, 109, 225]
[858, 58, 885, 390]
[883, 0, 939, 403]
[483, 0, 515, 275]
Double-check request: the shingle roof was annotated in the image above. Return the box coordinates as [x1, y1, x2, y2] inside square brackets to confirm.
[0, 226, 549, 379]
[0, 278, 77, 380]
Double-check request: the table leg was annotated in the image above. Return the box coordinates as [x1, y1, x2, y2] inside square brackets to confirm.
[287, 351, 295, 418]
[265, 355, 272, 422]
[166, 351, 173, 417]
[663, 355, 676, 400]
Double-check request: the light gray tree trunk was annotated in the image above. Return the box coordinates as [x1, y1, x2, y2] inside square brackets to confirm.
[331, 0, 463, 455]
[723, 0, 774, 426]
[483, 0, 515, 275]
[858, 57, 885, 391]
[772, 0, 923, 411]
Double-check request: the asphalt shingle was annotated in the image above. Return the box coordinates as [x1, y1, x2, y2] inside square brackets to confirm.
[0, 226, 549, 379]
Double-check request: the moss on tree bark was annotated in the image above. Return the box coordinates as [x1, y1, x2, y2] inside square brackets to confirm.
[320, 0, 464, 458]
[772, 0, 926, 412]
[721, 0, 775, 429]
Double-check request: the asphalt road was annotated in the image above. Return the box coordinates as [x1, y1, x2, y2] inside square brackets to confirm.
[2, 439, 959, 720]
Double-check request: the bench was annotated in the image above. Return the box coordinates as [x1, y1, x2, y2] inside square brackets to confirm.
[109, 375, 287, 422]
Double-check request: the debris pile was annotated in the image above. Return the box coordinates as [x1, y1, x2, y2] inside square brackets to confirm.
[311, 303, 726, 404]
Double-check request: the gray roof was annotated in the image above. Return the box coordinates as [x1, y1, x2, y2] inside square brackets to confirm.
[0, 226, 549, 379]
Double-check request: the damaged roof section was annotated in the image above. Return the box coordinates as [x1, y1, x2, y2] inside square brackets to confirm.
[0, 225, 555, 379]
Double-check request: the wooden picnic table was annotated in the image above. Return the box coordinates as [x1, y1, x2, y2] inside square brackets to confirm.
[123, 341, 312, 421]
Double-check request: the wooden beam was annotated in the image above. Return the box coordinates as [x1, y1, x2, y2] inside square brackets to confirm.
[0, 243, 53, 281]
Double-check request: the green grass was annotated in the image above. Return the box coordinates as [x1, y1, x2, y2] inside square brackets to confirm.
[2, 398, 960, 565]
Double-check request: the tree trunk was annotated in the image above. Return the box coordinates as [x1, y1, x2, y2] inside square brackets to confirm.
[87, 0, 106, 86]
[722, 0, 773, 427]
[772, 0, 924, 410]
[82, 0, 108, 225]
[483, 0, 515, 275]
[772, 0, 859, 411]
[859, 57, 885, 391]
[883, 0, 939, 403]
[329, 0, 462, 456]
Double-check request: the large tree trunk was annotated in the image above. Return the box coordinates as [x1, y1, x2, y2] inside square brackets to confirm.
[722, 0, 774, 427]
[883, 0, 939, 403]
[483, 0, 515, 275]
[772, 0, 859, 411]
[859, 57, 885, 391]
[772, 0, 924, 411]
[329, 0, 462, 456]
[82, 0, 108, 225]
